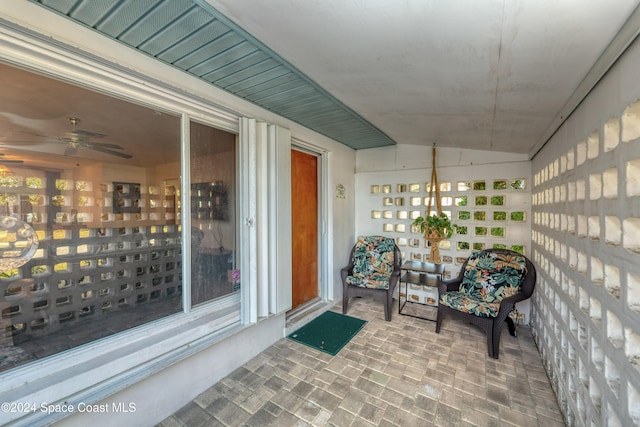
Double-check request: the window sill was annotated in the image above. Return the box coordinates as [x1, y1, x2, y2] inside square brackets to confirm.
[0, 294, 243, 426]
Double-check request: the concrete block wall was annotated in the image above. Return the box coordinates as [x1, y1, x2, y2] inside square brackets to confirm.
[530, 37, 640, 426]
[355, 147, 534, 320]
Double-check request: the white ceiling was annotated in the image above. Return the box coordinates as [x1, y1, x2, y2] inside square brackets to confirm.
[205, 0, 640, 155]
[2, 0, 640, 166]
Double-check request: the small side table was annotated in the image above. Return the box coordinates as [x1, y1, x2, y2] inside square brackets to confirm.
[398, 261, 445, 321]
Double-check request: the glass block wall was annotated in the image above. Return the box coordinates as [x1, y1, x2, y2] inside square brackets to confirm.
[530, 38, 640, 426]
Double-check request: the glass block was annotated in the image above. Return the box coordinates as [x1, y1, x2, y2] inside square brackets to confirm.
[396, 184, 406, 193]
[474, 196, 487, 206]
[26, 265, 46, 277]
[371, 210, 381, 219]
[490, 195, 505, 206]
[490, 227, 505, 237]
[604, 116, 620, 152]
[587, 130, 599, 160]
[510, 245, 524, 254]
[475, 227, 487, 236]
[622, 99, 640, 142]
[473, 211, 486, 221]
[457, 241, 470, 250]
[381, 184, 391, 194]
[408, 183, 420, 192]
[383, 197, 393, 206]
[458, 211, 471, 220]
[25, 177, 44, 189]
[603, 167, 618, 199]
[576, 140, 587, 166]
[511, 211, 526, 222]
[457, 181, 471, 191]
[410, 196, 422, 206]
[75, 181, 93, 191]
[53, 262, 70, 273]
[370, 185, 380, 194]
[622, 218, 640, 253]
[510, 179, 526, 190]
[397, 211, 408, 220]
[493, 211, 507, 221]
[55, 179, 72, 191]
[439, 182, 451, 192]
[472, 181, 486, 190]
[627, 158, 640, 197]
[51, 195, 66, 207]
[493, 180, 508, 190]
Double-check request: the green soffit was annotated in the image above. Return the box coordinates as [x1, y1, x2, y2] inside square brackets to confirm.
[31, 0, 396, 150]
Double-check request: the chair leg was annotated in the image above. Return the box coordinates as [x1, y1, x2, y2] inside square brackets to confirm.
[435, 306, 444, 333]
[384, 291, 392, 321]
[506, 317, 517, 336]
[489, 321, 502, 359]
[342, 287, 349, 315]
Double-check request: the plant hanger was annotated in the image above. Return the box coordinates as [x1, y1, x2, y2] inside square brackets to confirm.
[426, 144, 442, 218]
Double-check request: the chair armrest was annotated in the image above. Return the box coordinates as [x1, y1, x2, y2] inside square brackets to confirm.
[497, 291, 527, 312]
[340, 264, 354, 283]
[438, 277, 461, 294]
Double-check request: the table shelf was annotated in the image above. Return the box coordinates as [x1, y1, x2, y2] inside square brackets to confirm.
[398, 261, 444, 321]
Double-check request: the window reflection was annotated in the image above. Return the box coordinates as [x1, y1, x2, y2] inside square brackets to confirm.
[190, 121, 238, 306]
[0, 63, 182, 371]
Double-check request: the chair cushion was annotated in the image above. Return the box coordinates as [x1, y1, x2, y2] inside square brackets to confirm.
[346, 235, 395, 289]
[440, 292, 500, 317]
[459, 251, 526, 303]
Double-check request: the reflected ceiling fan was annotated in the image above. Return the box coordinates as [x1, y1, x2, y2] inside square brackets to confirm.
[22, 117, 133, 159]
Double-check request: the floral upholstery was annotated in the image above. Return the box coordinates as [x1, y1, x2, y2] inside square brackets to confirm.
[345, 235, 396, 289]
[440, 251, 527, 317]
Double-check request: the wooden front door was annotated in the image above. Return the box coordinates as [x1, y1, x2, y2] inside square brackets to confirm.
[291, 149, 318, 309]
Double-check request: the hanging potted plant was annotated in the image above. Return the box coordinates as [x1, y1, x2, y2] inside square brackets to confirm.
[412, 213, 457, 264]
[412, 212, 456, 240]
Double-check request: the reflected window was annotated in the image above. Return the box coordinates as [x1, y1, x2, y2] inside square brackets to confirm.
[0, 63, 184, 371]
[190, 121, 238, 306]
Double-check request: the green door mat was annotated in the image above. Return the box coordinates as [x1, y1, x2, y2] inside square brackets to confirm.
[287, 311, 367, 356]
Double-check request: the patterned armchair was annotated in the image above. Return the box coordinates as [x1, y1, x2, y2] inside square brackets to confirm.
[341, 236, 402, 321]
[435, 249, 536, 358]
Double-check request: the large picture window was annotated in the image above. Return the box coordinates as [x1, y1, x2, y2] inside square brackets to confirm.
[0, 62, 239, 372]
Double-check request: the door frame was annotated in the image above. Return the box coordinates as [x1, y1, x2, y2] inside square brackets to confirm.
[291, 139, 329, 307]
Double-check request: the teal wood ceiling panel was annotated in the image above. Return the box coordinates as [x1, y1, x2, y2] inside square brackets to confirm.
[30, 0, 396, 149]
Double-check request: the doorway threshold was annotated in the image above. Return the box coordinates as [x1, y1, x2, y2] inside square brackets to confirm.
[284, 298, 333, 336]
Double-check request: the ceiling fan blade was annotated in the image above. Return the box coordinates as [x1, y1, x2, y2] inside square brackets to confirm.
[86, 145, 133, 159]
[64, 145, 78, 157]
[79, 141, 125, 150]
[21, 130, 51, 139]
[0, 140, 45, 146]
[73, 129, 106, 138]
[0, 159, 24, 164]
